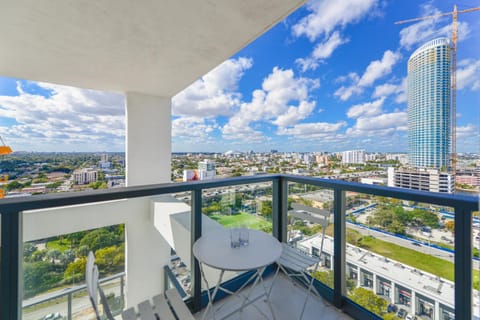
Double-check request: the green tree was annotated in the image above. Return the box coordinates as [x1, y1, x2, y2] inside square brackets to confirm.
[260, 200, 272, 218]
[46, 249, 61, 264]
[348, 287, 388, 316]
[64, 257, 87, 284]
[79, 229, 118, 252]
[60, 249, 76, 267]
[24, 261, 62, 298]
[95, 245, 125, 273]
[23, 243, 37, 261]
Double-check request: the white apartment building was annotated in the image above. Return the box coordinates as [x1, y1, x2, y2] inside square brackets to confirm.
[298, 235, 478, 320]
[386, 153, 409, 165]
[198, 159, 216, 180]
[73, 168, 98, 185]
[387, 167, 454, 194]
[342, 150, 365, 164]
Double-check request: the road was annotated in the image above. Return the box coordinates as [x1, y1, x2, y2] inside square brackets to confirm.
[23, 279, 122, 320]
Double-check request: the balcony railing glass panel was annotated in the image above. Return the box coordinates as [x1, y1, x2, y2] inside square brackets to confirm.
[287, 182, 335, 290]
[343, 194, 459, 320]
[21, 224, 126, 320]
[201, 183, 273, 233]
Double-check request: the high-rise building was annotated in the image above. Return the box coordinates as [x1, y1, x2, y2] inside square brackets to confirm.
[341, 150, 365, 164]
[408, 38, 451, 169]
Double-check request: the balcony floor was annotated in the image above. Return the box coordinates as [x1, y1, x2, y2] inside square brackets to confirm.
[194, 273, 353, 320]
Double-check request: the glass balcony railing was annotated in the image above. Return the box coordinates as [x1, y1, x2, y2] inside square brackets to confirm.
[0, 174, 477, 320]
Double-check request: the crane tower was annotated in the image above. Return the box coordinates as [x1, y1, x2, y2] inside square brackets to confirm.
[396, 5, 480, 177]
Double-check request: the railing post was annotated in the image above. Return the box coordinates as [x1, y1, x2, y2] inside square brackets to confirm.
[191, 189, 203, 312]
[67, 292, 72, 320]
[121, 274, 125, 306]
[454, 205, 472, 320]
[272, 176, 288, 242]
[333, 189, 346, 309]
[0, 210, 22, 320]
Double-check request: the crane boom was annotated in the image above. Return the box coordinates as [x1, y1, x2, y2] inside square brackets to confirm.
[395, 5, 480, 179]
[394, 7, 480, 25]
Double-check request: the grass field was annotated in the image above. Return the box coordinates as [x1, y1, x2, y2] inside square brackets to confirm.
[209, 212, 272, 231]
[46, 239, 70, 252]
[358, 235, 480, 289]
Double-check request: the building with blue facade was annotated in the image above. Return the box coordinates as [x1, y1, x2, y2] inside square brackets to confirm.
[407, 38, 451, 170]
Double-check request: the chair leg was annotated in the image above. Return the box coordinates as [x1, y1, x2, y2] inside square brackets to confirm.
[267, 263, 281, 299]
[299, 274, 317, 320]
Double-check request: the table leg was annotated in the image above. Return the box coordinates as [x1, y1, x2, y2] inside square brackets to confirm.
[200, 263, 225, 320]
[258, 268, 276, 320]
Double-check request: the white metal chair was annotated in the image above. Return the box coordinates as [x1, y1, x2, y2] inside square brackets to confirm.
[268, 203, 330, 320]
[86, 251, 115, 320]
[86, 251, 195, 320]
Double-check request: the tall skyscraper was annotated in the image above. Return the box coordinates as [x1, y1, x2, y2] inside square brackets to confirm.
[407, 38, 451, 170]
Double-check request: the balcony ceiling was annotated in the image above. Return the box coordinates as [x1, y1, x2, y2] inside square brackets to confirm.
[0, 0, 304, 97]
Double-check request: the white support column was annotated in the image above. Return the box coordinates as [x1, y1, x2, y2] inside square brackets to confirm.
[123, 92, 173, 306]
[125, 92, 172, 186]
[411, 290, 416, 315]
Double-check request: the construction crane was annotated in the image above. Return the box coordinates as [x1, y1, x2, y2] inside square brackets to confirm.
[0, 135, 13, 199]
[395, 5, 480, 177]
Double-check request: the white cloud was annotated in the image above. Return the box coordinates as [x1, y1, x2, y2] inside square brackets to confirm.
[0, 82, 125, 151]
[398, 4, 471, 50]
[292, 0, 378, 41]
[273, 101, 316, 127]
[334, 85, 363, 101]
[334, 50, 401, 101]
[358, 51, 402, 87]
[296, 31, 349, 72]
[172, 117, 216, 139]
[372, 77, 407, 103]
[456, 124, 478, 139]
[222, 67, 319, 140]
[346, 111, 407, 137]
[347, 97, 385, 118]
[277, 121, 347, 138]
[172, 57, 253, 117]
[457, 59, 480, 91]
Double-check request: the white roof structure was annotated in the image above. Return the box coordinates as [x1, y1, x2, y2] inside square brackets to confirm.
[0, 0, 305, 97]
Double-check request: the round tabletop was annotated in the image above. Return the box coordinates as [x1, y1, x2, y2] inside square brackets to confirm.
[193, 229, 282, 272]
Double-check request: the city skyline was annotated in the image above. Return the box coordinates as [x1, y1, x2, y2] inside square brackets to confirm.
[0, 0, 479, 153]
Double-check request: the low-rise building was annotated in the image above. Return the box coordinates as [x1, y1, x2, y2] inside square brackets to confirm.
[387, 167, 454, 194]
[298, 234, 477, 320]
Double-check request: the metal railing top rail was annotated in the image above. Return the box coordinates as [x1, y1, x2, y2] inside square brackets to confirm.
[0, 175, 277, 214]
[283, 174, 478, 210]
[22, 272, 125, 309]
[0, 174, 477, 214]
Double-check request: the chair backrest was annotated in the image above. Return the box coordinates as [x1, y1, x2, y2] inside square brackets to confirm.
[86, 251, 115, 320]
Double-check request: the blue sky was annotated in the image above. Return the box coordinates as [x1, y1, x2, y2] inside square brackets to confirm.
[0, 0, 479, 153]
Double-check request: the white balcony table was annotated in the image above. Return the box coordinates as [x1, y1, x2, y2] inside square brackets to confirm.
[193, 229, 282, 320]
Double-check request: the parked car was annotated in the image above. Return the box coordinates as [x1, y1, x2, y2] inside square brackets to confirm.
[406, 314, 417, 320]
[387, 303, 398, 313]
[397, 309, 408, 318]
[44, 313, 62, 320]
